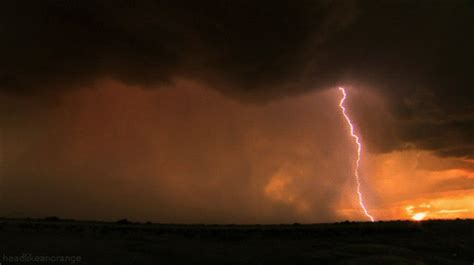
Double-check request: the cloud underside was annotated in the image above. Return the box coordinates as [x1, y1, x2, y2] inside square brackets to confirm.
[1, 0, 473, 158]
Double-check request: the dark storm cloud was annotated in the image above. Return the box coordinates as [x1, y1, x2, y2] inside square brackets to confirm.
[338, 1, 474, 158]
[0, 0, 356, 98]
[0, 0, 473, 157]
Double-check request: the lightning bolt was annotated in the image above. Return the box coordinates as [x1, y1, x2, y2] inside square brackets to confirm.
[338, 87, 375, 222]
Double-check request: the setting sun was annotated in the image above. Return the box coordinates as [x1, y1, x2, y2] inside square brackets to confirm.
[412, 212, 427, 221]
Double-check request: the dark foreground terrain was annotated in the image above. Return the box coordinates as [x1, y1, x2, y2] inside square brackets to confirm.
[0, 218, 472, 265]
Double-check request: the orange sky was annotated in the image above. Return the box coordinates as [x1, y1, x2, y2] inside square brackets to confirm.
[1, 79, 472, 223]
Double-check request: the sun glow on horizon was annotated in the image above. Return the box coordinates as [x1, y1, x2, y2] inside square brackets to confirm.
[412, 212, 427, 221]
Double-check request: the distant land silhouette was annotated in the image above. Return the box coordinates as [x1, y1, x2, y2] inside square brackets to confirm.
[0, 217, 472, 264]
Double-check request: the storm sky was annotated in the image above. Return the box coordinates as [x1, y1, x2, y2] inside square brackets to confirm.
[0, 0, 473, 222]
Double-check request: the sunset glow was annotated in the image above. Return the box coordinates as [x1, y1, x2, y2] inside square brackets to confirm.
[412, 212, 427, 221]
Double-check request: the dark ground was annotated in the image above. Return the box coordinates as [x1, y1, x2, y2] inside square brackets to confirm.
[0, 218, 472, 265]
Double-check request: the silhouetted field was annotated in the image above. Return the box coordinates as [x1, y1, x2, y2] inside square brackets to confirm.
[0, 218, 473, 265]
